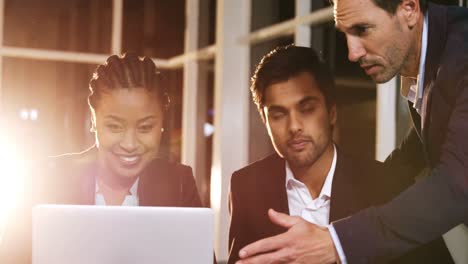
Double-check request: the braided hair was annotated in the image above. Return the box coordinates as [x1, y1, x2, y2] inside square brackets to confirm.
[88, 53, 170, 118]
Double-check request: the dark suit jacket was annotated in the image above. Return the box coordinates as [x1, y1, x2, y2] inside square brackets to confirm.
[227, 151, 453, 264]
[0, 148, 202, 264]
[333, 4, 468, 263]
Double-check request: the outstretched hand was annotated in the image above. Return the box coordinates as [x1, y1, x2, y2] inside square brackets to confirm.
[236, 209, 338, 264]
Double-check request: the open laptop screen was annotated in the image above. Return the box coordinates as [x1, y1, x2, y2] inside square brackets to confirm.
[32, 205, 213, 264]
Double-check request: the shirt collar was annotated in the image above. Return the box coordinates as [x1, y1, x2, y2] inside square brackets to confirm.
[400, 12, 428, 113]
[95, 177, 139, 196]
[285, 144, 337, 200]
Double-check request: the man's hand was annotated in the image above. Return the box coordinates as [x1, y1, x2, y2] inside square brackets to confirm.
[236, 209, 338, 264]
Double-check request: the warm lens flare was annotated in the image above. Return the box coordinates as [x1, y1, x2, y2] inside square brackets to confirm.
[0, 137, 25, 235]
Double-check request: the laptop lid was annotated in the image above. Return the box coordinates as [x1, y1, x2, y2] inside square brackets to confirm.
[32, 204, 213, 264]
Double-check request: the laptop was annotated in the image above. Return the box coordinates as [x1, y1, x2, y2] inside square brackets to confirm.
[32, 204, 214, 264]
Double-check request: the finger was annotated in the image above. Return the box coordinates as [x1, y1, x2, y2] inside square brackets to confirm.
[238, 232, 287, 259]
[236, 247, 290, 264]
[268, 208, 303, 229]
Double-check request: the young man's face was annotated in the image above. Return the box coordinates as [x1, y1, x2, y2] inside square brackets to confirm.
[334, 0, 419, 82]
[263, 72, 336, 169]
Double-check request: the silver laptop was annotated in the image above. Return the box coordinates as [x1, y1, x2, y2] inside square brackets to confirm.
[32, 205, 214, 264]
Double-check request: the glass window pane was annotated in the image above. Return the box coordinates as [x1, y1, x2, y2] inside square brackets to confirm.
[4, 0, 112, 53]
[122, 0, 185, 58]
[2, 58, 95, 158]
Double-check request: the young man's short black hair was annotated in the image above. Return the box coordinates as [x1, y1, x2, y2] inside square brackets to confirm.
[250, 45, 336, 122]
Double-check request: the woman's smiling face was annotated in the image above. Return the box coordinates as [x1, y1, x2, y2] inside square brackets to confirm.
[94, 87, 163, 180]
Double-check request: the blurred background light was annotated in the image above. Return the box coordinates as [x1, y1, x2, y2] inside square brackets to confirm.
[203, 122, 214, 137]
[30, 109, 38, 121]
[0, 134, 25, 238]
[19, 108, 29, 120]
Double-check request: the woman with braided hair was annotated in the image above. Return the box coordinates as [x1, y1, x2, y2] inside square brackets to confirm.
[0, 53, 204, 263]
[84, 53, 202, 208]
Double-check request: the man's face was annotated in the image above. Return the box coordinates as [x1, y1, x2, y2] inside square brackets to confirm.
[263, 72, 336, 169]
[334, 0, 416, 83]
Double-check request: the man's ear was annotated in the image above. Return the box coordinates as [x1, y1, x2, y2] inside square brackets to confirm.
[398, 0, 422, 29]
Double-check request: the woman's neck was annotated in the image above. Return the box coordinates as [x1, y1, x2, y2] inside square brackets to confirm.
[96, 166, 137, 205]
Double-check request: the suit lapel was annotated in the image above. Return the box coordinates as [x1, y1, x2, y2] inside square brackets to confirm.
[138, 158, 176, 206]
[329, 151, 361, 222]
[421, 4, 447, 139]
[266, 154, 289, 215]
[408, 103, 423, 141]
[259, 154, 289, 235]
[403, 4, 447, 166]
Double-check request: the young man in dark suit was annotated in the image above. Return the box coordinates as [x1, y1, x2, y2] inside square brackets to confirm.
[237, 1, 468, 263]
[228, 45, 452, 264]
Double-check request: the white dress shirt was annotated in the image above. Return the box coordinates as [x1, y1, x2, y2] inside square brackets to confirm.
[95, 177, 140, 206]
[286, 144, 337, 227]
[400, 13, 429, 115]
[330, 13, 429, 264]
